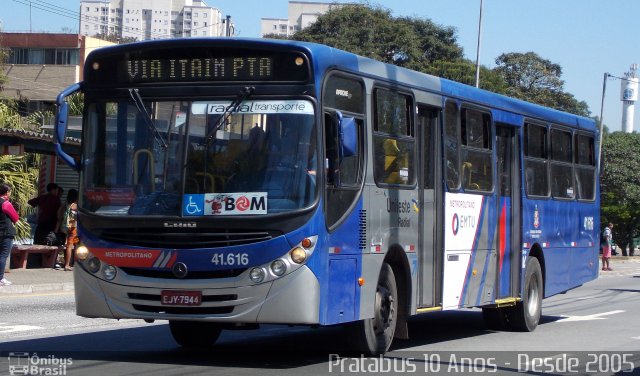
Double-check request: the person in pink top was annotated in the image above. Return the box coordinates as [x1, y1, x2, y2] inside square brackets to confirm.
[0, 183, 20, 286]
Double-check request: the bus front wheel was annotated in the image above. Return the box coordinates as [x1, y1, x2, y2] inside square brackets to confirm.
[169, 321, 222, 348]
[348, 263, 398, 355]
[508, 257, 543, 331]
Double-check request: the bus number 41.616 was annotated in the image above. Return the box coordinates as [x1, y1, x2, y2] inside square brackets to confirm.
[211, 253, 249, 266]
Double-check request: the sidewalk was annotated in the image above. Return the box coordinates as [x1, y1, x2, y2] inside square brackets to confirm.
[1, 255, 639, 296]
[0, 268, 74, 295]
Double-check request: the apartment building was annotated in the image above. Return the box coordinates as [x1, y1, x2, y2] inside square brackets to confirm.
[79, 0, 231, 40]
[261, 1, 345, 37]
[2, 33, 114, 110]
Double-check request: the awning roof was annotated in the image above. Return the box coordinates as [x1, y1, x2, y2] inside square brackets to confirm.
[0, 128, 80, 156]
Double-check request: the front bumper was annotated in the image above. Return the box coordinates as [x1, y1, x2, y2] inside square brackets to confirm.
[74, 264, 320, 324]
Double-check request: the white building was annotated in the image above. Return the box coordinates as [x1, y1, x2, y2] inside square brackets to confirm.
[79, 0, 231, 41]
[261, 1, 345, 37]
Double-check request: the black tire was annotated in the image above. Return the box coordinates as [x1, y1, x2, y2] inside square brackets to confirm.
[348, 263, 398, 355]
[482, 307, 510, 331]
[508, 257, 543, 331]
[169, 321, 222, 348]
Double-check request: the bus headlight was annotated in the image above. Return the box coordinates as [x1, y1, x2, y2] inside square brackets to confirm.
[290, 247, 307, 264]
[249, 267, 265, 283]
[75, 245, 90, 261]
[103, 265, 117, 281]
[87, 257, 101, 274]
[270, 259, 287, 276]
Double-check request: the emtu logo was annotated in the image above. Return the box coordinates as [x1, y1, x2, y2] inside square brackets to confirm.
[452, 213, 460, 236]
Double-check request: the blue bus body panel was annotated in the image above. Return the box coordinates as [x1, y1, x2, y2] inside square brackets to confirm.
[440, 79, 596, 131]
[522, 199, 599, 297]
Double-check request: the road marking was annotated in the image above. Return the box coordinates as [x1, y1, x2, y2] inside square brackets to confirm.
[575, 295, 600, 301]
[0, 323, 44, 333]
[556, 310, 625, 322]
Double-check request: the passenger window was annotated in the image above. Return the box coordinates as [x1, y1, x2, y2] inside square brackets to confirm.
[461, 109, 493, 192]
[524, 123, 549, 197]
[373, 88, 415, 186]
[574, 133, 596, 200]
[550, 127, 574, 199]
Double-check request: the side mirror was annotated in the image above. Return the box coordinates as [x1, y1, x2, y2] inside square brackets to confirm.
[339, 115, 357, 159]
[334, 111, 357, 161]
[55, 83, 82, 170]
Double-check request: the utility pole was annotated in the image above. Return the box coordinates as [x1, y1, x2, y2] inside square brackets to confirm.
[474, 0, 483, 88]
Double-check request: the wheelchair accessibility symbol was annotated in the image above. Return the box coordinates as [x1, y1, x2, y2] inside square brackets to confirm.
[183, 194, 204, 216]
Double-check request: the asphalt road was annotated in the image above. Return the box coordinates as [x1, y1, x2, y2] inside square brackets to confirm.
[1, 260, 639, 375]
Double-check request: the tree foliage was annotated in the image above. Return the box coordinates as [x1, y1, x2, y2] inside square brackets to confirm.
[426, 59, 508, 93]
[600, 132, 640, 252]
[292, 4, 463, 70]
[494, 52, 590, 116]
[286, 4, 589, 116]
[0, 101, 41, 241]
[93, 32, 137, 44]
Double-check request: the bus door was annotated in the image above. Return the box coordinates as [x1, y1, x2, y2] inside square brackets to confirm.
[495, 124, 520, 298]
[417, 105, 441, 307]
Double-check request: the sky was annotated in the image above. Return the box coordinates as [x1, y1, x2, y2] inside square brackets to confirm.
[2, 0, 640, 132]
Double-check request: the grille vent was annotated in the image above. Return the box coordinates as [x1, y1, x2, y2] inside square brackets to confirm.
[358, 210, 367, 250]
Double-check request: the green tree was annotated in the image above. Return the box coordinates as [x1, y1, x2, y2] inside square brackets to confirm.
[600, 132, 640, 255]
[427, 59, 508, 93]
[292, 4, 463, 70]
[493, 52, 590, 116]
[93, 32, 137, 44]
[0, 101, 41, 241]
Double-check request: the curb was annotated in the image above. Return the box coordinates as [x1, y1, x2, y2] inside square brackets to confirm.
[0, 282, 74, 295]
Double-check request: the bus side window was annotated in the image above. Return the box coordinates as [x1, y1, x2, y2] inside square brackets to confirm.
[324, 113, 338, 185]
[460, 108, 492, 192]
[444, 101, 460, 190]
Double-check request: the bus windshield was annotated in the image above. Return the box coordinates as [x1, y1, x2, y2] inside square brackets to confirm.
[82, 98, 317, 216]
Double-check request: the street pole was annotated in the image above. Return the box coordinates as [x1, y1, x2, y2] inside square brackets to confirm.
[475, 0, 484, 88]
[598, 72, 609, 172]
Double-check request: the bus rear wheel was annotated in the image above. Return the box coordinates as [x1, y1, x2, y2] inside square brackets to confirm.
[348, 263, 398, 355]
[508, 257, 543, 331]
[169, 321, 222, 348]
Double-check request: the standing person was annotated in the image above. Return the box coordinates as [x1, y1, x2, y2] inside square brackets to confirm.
[57, 189, 78, 271]
[601, 222, 614, 271]
[28, 183, 61, 245]
[0, 184, 19, 286]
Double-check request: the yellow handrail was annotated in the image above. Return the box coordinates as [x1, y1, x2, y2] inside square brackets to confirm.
[133, 149, 155, 192]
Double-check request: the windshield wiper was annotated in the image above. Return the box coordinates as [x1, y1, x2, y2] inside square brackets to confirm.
[201, 86, 255, 146]
[128, 88, 168, 150]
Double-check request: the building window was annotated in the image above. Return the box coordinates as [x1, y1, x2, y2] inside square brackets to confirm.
[8, 47, 78, 65]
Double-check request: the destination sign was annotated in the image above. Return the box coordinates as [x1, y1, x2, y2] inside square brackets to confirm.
[121, 57, 274, 83]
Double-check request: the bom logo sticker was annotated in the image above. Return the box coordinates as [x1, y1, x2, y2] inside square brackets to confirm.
[202, 193, 268, 216]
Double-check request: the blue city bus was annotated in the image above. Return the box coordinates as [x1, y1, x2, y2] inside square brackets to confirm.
[54, 38, 599, 354]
